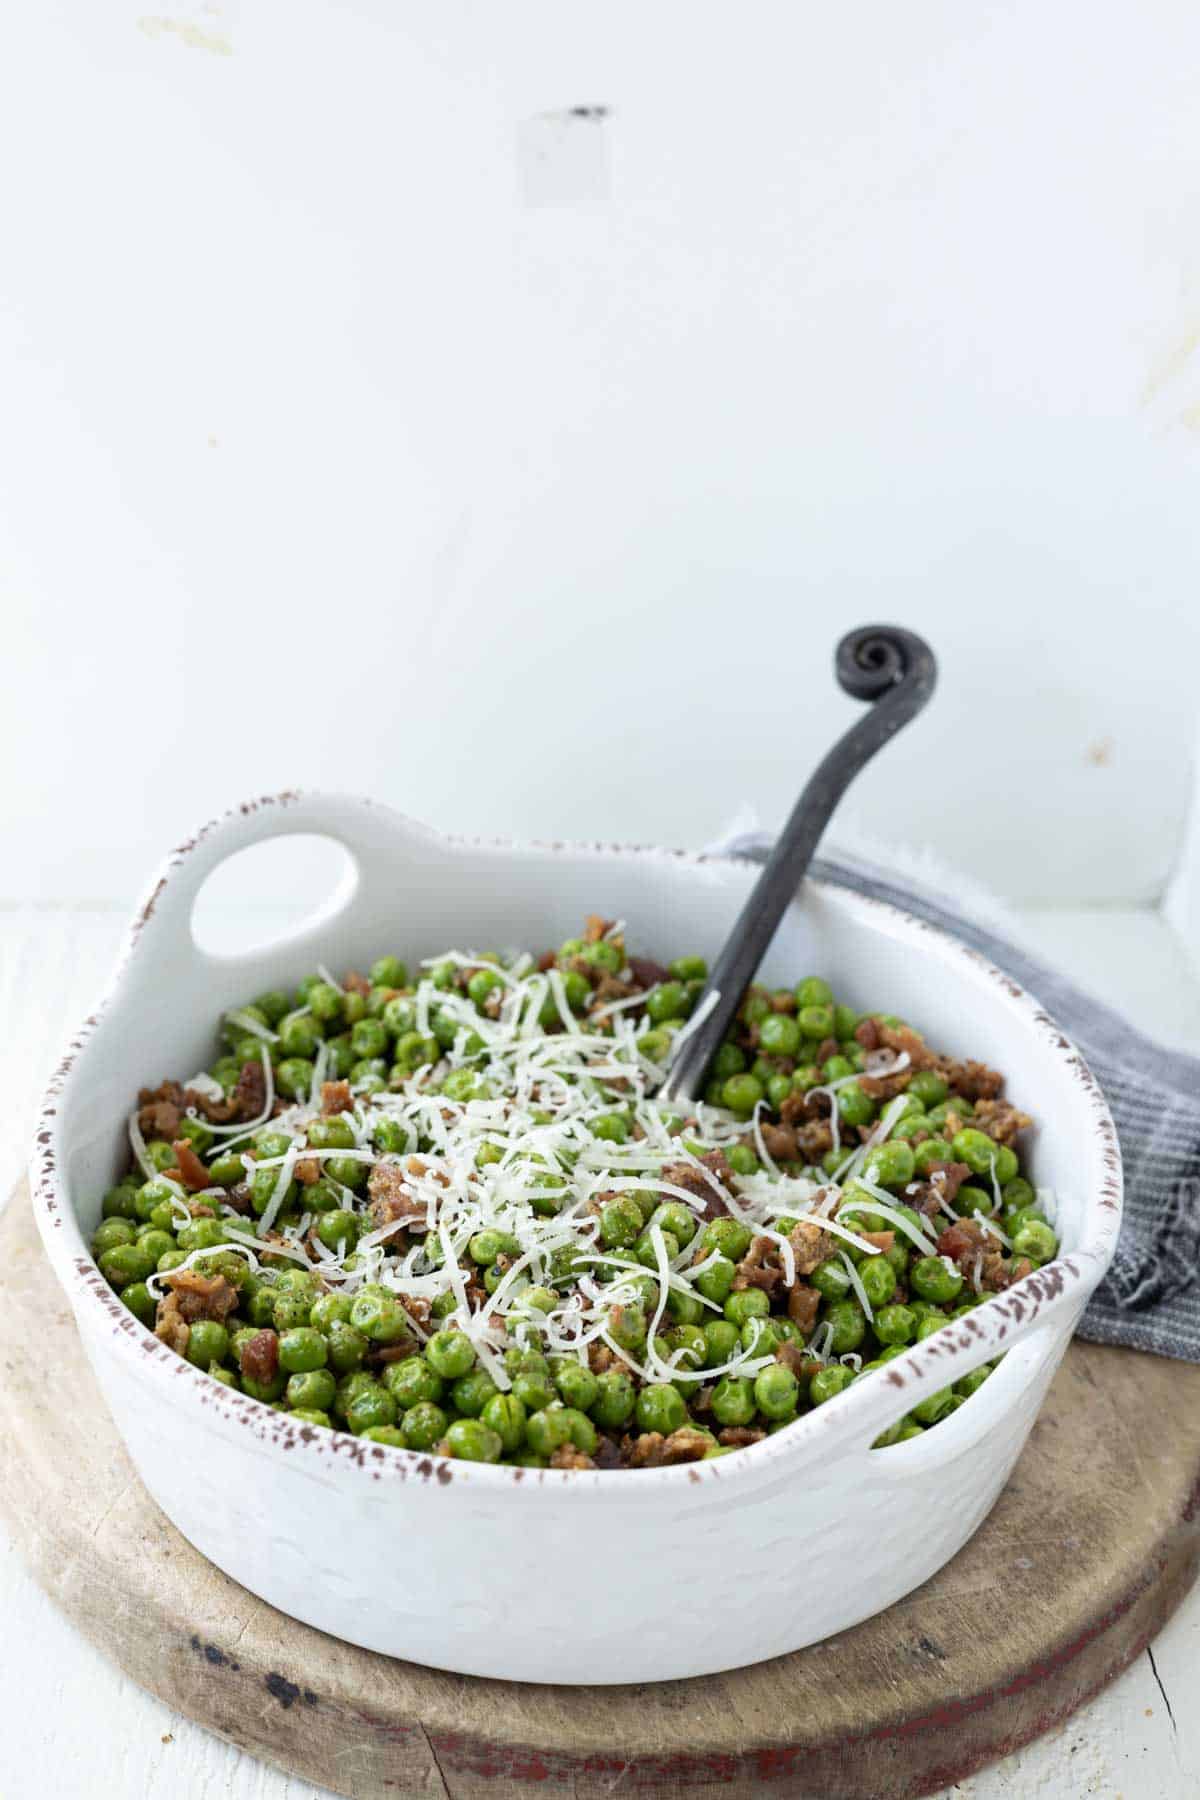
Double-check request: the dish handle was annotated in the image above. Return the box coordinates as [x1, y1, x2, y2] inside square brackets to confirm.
[808, 1251, 1100, 1468]
[123, 790, 444, 973]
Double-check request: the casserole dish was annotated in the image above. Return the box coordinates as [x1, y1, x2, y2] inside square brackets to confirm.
[31, 792, 1122, 1683]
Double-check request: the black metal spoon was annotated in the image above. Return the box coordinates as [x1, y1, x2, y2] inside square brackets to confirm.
[660, 624, 937, 1103]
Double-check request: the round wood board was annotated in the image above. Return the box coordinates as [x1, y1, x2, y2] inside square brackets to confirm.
[4, 1184, 1199, 1800]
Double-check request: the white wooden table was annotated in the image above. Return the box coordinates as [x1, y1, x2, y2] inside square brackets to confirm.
[3, 903, 1199, 1799]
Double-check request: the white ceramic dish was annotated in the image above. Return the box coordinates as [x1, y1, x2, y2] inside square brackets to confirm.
[31, 793, 1122, 1684]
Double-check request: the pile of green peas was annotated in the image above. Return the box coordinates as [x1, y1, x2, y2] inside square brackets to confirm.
[92, 936, 1057, 1466]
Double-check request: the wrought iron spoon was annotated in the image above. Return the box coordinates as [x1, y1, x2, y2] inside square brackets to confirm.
[659, 624, 937, 1103]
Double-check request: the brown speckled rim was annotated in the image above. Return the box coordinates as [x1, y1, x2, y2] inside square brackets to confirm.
[31, 791, 1122, 1496]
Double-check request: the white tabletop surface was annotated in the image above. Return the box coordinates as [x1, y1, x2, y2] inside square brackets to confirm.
[3, 902, 1200, 1799]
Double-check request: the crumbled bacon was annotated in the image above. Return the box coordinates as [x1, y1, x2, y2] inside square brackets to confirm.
[967, 1098, 1032, 1145]
[788, 1218, 835, 1275]
[549, 1445, 596, 1470]
[717, 1426, 765, 1449]
[240, 1329, 279, 1385]
[137, 1080, 186, 1141]
[171, 1139, 212, 1192]
[660, 1150, 733, 1220]
[154, 1293, 189, 1356]
[321, 1079, 352, 1117]
[162, 1267, 239, 1323]
[787, 1283, 821, 1334]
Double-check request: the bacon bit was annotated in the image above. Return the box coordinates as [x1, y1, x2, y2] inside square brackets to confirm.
[759, 1122, 799, 1162]
[660, 1151, 733, 1221]
[877, 1023, 939, 1072]
[814, 1037, 840, 1066]
[943, 1059, 1004, 1101]
[294, 1157, 321, 1186]
[855, 1017, 881, 1052]
[240, 1329, 279, 1385]
[927, 1160, 972, 1204]
[549, 1445, 596, 1470]
[787, 1283, 821, 1333]
[776, 1340, 820, 1380]
[857, 1229, 895, 1254]
[536, 950, 556, 973]
[584, 915, 615, 944]
[137, 1080, 186, 1141]
[967, 1098, 1032, 1145]
[154, 1293, 189, 1356]
[343, 970, 372, 997]
[321, 1079, 352, 1117]
[233, 1058, 267, 1121]
[788, 1218, 835, 1276]
[628, 955, 670, 989]
[717, 1426, 765, 1448]
[770, 991, 797, 1014]
[171, 1139, 212, 1192]
[162, 1267, 239, 1323]
[732, 1237, 785, 1294]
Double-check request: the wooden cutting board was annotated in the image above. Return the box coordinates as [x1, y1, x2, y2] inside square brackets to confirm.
[3, 1182, 1198, 1800]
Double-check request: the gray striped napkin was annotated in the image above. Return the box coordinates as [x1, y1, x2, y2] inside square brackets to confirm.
[720, 835, 1200, 1363]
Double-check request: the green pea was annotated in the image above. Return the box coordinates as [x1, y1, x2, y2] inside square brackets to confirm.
[590, 1368, 636, 1425]
[824, 1299, 866, 1354]
[701, 1217, 752, 1261]
[277, 1327, 327, 1373]
[525, 1405, 573, 1455]
[102, 1183, 141, 1221]
[287, 1368, 336, 1411]
[579, 939, 622, 976]
[641, 981, 685, 1025]
[181, 1317, 228, 1368]
[822, 1055, 855, 1082]
[380, 1356, 442, 1409]
[1012, 1219, 1058, 1262]
[326, 1320, 369, 1374]
[350, 1290, 412, 1344]
[722, 1074, 764, 1117]
[205, 1152, 245, 1187]
[911, 1386, 956, 1426]
[809, 1363, 854, 1405]
[858, 1255, 897, 1308]
[607, 1302, 648, 1352]
[650, 1201, 696, 1247]
[874, 1302, 918, 1345]
[754, 1363, 799, 1421]
[956, 1365, 992, 1399]
[711, 1375, 756, 1426]
[912, 1137, 953, 1176]
[908, 1070, 948, 1107]
[699, 1319, 738, 1367]
[836, 1081, 876, 1128]
[860, 1140, 915, 1190]
[278, 1014, 321, 1058]
[345, 1384, 398, 1434]
[369, 954, 408, 989]
[99, 1243, 157, 1290]
[798, 1003, 834, 1038]
[724, 1289, 770, 1328]
[804, 1259, 844, 1310]
[402, 1401, 448, 1450]
[92, 1217, 137, 1256]
[951, 1128, 1002, 1177]
[316, 1209, 361, 1252]
[590, 1111, 629, 1144]
[426, 1329, 476, 1379]
[308, 1292, 352, 1333]
[555, 1362, 598, 1411]
[475, 1391, 523, 1452]
[122, 1281, 156, 1326]
[910, 1256, 964, 1304]
[1002, 1177, 1036, 1210]
[695, 1255, 736, 1305]
[306, 981, 343, 1026]
[712, 1043, 747, 1082]
[740, 1317, 781, 1358]
[758, 1013, 802, 1058]
[597, 1194, 642, 1250]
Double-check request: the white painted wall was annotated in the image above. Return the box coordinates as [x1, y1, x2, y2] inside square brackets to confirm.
[2, 0, 1199, 910]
